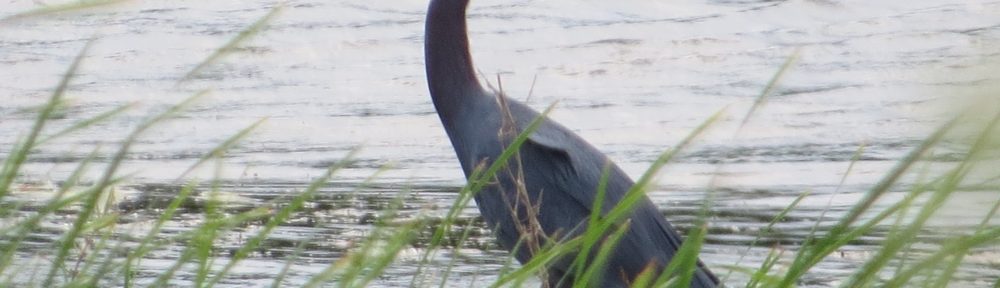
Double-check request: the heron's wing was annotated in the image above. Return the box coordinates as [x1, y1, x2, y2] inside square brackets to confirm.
[525, 118, 681, 240]
[522, 122, 614, 214]
[517, 109, 722, 286]
[522, 125, 580, 190]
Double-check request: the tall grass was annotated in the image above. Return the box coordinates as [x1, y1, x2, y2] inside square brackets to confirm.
[1, 4, 998, 288]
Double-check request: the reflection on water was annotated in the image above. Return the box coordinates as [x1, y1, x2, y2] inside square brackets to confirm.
[1, 0, 999, 287]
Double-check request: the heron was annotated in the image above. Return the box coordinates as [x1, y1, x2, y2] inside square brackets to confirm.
[424, 0, 719, 287]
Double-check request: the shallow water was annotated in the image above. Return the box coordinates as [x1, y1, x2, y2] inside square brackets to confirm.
[1, 0, 999, 287]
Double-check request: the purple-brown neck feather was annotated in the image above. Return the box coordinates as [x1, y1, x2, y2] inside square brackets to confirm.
[425, 0, 484, 122]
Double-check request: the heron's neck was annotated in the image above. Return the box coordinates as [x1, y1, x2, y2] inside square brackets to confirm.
[425, 0, 484, 121]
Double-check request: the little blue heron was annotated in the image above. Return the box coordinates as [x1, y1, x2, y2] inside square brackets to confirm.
[424, 0, 719, 287]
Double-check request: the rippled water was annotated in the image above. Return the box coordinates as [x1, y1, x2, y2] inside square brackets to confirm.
[2, 0, 999, 287]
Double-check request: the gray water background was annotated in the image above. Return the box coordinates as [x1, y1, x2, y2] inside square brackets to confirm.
[1, 0, 999, 286]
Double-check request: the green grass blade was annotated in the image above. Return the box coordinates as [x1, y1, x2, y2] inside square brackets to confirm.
[778, 117, 958, 287]
[0, 147, 99, 275]
[146, 209, 272, 287]
[0, 39, 93, 200]
[738, 48, 800, 132]
[176, 117, 266, 180]
[346, 195, 419, 288]
[801, 143, 866, 245]
[768, 191, 809, 234]
[178, 6, 282, 83]
[42, 90, 203, 287]
[437, 211, 481, 288]
[724, 189, 809, 285]
[659, 224, 707, 288]
[36, 103, 135, 146]
[205, 150, 357, 287]
[842, 111, 1000, 287]
[303, 189, 415, 288]
[0, 0, 128, 23]
[121, 181, 197, 287]
[569, 163, 613, 286]
[270, 237, 312, 288]
[579, 108, 723, 267]
[578, 219, 631, 287]
[72, 212, 120, 287]
[489, 237, 584, 288]
[832, 117, 956, 234]
[745, 247, 783, 288]
[884, 227, 1000, 287]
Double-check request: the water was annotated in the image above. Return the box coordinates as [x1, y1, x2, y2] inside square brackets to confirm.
[1, 0, 999, 286]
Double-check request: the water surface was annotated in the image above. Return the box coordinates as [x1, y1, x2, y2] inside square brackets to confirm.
[1, 0, 999, 286]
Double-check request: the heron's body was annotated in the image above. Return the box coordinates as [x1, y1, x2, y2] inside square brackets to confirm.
[424, 0, 719, 287]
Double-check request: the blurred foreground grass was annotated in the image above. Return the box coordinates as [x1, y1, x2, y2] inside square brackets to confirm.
[1, 2, 999, 288]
